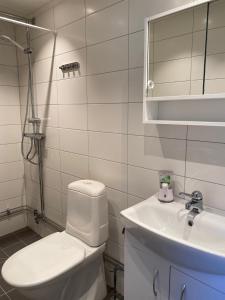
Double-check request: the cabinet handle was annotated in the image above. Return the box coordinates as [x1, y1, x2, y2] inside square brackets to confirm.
[153, 269, 159, 297]
[180, 284, 186, 300]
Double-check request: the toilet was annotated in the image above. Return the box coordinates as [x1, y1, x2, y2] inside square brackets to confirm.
[2, 180, 108, 300]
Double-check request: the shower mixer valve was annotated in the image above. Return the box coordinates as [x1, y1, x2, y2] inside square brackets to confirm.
[28, 118, 41, 124]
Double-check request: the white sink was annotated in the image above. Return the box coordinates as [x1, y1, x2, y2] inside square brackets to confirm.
[121, 195, 225, 275]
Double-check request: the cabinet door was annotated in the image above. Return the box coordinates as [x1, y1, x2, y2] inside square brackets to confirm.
[170, 268, 225, 300]
[124, 243, 170, 300]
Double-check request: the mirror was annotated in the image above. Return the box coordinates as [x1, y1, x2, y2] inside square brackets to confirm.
[146, 0, 225, 99]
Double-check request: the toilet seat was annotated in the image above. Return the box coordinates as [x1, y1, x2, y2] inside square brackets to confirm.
[2, 232, 86, 288]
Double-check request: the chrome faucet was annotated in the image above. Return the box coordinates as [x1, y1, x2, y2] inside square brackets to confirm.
[179, 191, 203, 226]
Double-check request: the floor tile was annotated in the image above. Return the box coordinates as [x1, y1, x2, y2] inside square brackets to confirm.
[7, 289, 29, 300]
[15, 228, 40, 245]
[0, 264, 12, 293]
[3, 242, 26, 257]
[0, 295, 9, 299]
[0, 236, 19, 250]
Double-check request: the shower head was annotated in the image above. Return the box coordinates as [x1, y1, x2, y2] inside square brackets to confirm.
[0, 34, 26, 52]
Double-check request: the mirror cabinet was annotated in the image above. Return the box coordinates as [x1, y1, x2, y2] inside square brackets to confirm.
[143, 0, 225, 126]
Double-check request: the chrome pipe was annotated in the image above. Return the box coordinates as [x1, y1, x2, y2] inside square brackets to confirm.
[0, 11, 32, 22]
[0, 35, 25, 51]
[0, 15, 56, 34]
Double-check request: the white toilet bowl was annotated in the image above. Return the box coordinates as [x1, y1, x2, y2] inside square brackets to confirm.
[2, 231, 107, 300]
[2, 180, 109, 300]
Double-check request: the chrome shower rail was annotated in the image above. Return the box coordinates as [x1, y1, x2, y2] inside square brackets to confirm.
[0, 11, 56, 34]
[0, 11, 32, 22]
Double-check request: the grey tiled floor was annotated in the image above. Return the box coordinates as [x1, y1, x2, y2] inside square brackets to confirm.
[0, 227, 41, 299]
[0, 228, 115, 300]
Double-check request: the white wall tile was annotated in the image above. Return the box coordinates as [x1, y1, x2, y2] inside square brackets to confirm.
[34, 57, 56, 83]
[44, 127, 60, 149]
[154, 58, 191, 83]
[153, 8, 193, 41]
[129, 68, 143, 102]
[0, 45, 17, 66]
[208, 27, 225, 55]
[89, 131, 127, 163]
[0, 162, 24, 182]
[54, 0, 85, 29]
[38, 104, 58, 128]
[61, 151, 88, 178]
[129, 31, 144, 69]
[89, 157, 127, 192]
[87, 36, 128, 74]
[86, 1, 128, 45]
[55, 19, 85, 55]
[0, 125, 21, 144]
[87, 70, 128, 103]
[209, 0, 225, 29]
[18, 65, 29, 87]
[191, 55, 204, 80]
[0, 86, 19, 106]
[105, 240, 124, 263]
[193, 3, 207, 31]
[186, 141, 225, 186]
[128, 135, 186, 176]
[43, 168, 61, 191]
[153, 81, 191, 97]
[188, 126, 225, 144]
[32, 34, 55, 62]
[129, 0, 192, 33]
[58, 104, 87, 130]
[128, 194, 144, 207]
[206, 53, 225, 79]
[43, 148, 61, 171]
[59, 129, 88, 155]
[107, 187, 127, 217]
[36, 81, 58, 105]
[0, 106, 21, 125]
[0, 179, 24, 201]
[109, 215, 124, 245]
[0, 66, 18, 86]
[154, 34, 192, 62]
[86, 0, 122, 15]
[57, 77, 87, 104]
[128, 165, 159, 199]
[128, 165, 184, 199]
[88, 104, 127, 133]
[205, 79, 225, 94]
[44, 186, 62, 211]
[31, 8, 55, 39]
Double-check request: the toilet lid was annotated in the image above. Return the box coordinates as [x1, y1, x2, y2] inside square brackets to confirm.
[2, 232, 85, 288]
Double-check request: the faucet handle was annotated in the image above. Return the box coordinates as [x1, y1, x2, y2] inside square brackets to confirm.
[191, 191, 203, 202]
[179, 191, 203, 202]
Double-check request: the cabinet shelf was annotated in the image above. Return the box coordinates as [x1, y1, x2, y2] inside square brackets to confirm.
[143, 94, 225, 126]
[145, 93, 225, 102]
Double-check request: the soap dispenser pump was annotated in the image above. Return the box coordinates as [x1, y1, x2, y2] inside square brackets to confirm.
[158, 171, 174, 203]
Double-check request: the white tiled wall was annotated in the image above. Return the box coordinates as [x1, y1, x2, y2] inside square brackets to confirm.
[15, 0, 225, 294]
[0, 22, 26, 235]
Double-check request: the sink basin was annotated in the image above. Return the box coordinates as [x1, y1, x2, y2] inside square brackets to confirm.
[121, 195, 225, 275]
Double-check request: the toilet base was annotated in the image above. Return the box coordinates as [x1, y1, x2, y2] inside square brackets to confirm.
[19, 255, 107, 300]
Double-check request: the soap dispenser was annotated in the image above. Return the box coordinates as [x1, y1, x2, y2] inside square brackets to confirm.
[158, 171, 174, 203]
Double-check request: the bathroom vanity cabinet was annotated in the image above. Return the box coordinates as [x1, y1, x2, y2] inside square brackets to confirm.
[124, 230, 225, 300]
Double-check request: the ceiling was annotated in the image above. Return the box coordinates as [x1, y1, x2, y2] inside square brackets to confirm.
[0, 0, 51, 17]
